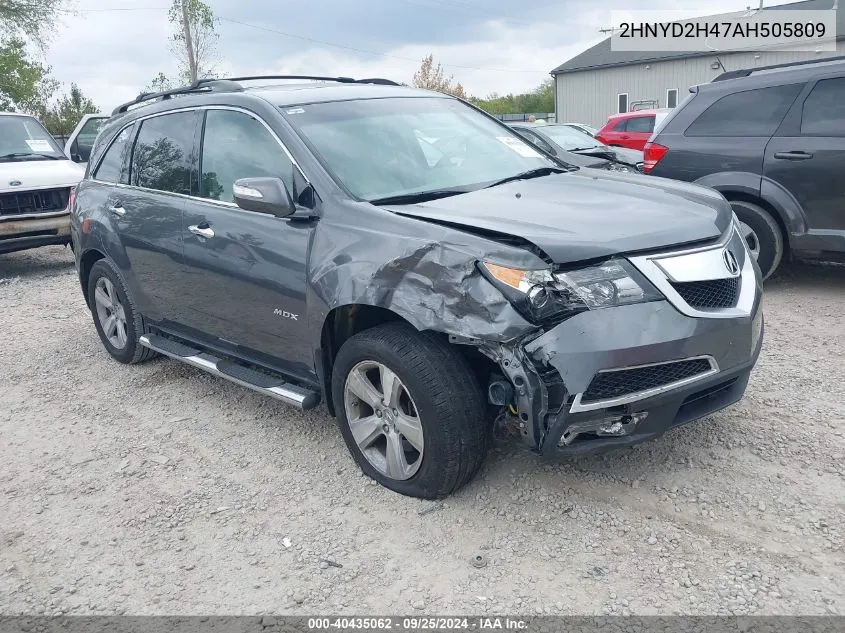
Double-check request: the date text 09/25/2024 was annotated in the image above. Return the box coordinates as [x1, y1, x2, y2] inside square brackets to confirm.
[307, 617, 528, 630]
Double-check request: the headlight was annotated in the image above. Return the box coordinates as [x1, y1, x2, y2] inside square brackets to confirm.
[481, 259, 663, 326]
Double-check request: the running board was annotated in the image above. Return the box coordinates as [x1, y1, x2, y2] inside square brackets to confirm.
[139, 335, 320, 410]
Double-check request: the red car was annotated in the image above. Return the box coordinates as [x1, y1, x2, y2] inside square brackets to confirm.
[596, 108, 671, 151]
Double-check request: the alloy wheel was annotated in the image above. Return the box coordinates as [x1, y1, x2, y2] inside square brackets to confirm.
[94, 277, 128, 349]
[738, 220, 761, 261]
[343, 360, 424, 481]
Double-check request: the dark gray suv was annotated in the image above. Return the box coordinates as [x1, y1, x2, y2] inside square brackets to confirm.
[644, 56, 845, 279]
[71, 76, 764, 499]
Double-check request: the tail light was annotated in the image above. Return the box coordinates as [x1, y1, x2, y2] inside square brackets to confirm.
[67, 186, 76, 211]
[642, 142, 668, 174]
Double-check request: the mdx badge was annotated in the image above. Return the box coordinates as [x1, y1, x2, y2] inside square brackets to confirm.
[273, 308, 299, 320]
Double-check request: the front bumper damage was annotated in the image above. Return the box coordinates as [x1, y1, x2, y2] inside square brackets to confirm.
[483, 226, 764, 456]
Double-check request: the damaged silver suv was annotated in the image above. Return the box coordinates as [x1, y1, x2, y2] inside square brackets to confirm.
[71, 76, 764, 499]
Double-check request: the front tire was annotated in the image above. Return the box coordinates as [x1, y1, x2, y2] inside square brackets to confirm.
[729, 200, 784, 280]
[332, 323, 489, 499]
[87, 259, 157, 365]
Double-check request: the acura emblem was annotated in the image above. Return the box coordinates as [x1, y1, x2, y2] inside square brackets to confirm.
[8, 180, 21, 187]
[722, 248, 740, 276]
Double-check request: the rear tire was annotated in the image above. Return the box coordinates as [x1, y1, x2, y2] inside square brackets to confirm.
[87, 259, 157, 365]
[729, 200, 784, 280]
[332, 323, 489, 499]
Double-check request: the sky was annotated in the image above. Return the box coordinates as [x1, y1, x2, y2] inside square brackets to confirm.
[45, 0, 769, 112]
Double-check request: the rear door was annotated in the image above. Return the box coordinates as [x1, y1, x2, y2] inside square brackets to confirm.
[111, 110, 199, 322]
[620, 115, 655, 150]
[179, 107, 315, 378]
[764, 74, 845, 235]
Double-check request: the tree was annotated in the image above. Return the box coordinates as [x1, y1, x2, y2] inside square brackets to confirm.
[40, 83, 98, 135]
[470, 79, 554, 116]
[412, 54, 467, 99]
[144, 72, 174, 94]
[0, 0, 67, 48]
[0, 37, 58, 113]
[168, 0, 218, 83]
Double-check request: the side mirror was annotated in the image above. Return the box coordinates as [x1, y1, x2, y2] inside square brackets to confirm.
[69, 139, 81, 162]
[232, 177, 296, 217]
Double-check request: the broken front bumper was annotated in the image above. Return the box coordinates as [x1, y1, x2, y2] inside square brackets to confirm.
[513, 298, 763, 456]
[500, 227, 764, 456]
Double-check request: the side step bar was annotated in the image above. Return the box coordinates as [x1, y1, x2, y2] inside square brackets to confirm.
[139, 335, 320, 410]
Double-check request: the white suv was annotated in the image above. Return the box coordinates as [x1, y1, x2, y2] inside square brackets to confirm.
[0, 112, 85, 255]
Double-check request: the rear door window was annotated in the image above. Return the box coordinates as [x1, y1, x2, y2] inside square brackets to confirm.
[685, 84, 802, 137]
[800, 77, 845, 136]
[130, 111, 197, 195]
[625, 116, 655, 133]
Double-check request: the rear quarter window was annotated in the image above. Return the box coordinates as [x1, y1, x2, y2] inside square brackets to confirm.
[685, 84, 803, 137]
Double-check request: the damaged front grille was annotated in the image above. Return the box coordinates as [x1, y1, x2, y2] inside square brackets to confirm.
[0, 188, 70, 217]
[670, 277, 739, 309]
[582, 357, 714, 403]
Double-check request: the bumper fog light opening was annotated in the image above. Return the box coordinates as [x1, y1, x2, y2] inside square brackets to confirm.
[557, 411, 648, 447]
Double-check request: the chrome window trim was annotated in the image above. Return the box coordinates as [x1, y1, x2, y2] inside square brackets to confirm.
[628, 224, 757, 319]
[569, 355, 719, 413]
[89, 104, 310, 202]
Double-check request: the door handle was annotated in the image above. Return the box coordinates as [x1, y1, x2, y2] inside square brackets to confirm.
[107, 202, 125, 216]
[188, 224, 214, 239]
[773, 151, 813, 160]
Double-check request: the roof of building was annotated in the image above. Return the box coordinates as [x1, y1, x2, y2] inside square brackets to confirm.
[551, 0, 842, 76]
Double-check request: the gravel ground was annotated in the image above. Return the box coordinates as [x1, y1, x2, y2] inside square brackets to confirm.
[1, 245, 844, 617]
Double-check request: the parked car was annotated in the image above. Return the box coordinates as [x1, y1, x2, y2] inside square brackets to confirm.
[71, 76, 763, 499]
[0, 112, 84, 254]
[644, 57, 845, 279]
[510, 122, 644, 172]
[65, 113, 110, 166]
[563, 122, 599, 137]
[597, 108, 671, 150]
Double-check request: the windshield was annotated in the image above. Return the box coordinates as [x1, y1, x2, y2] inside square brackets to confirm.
[536, 125, 605, 151]
[569, 123, 598, 136]
[0, 115, 65, 161]
[282, 97, 556, 201]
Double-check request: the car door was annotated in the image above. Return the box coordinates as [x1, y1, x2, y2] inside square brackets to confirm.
[65, 114, 109, 166]
[179, 107, 315, 377]
[89, 113, 196, 322]
[764, 74, 845, 235]
[620, 115, 655, 150]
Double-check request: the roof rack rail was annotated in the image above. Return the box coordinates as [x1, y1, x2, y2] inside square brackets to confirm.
[220, 75, 400, 86]
[713, 55, 845, 82]
[112, 79, 244, 115]
[112, 75, 400, 115]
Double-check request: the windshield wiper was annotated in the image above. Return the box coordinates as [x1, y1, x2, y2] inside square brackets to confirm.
[0, 152, 61, 161]
[484, 166, 567, 189]
[368, 188, 471, 206]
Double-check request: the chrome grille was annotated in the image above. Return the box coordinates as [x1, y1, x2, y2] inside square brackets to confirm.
[0, 188, 70, 217]
[582, 358, 714, 403]
[670, 278, 739, 309]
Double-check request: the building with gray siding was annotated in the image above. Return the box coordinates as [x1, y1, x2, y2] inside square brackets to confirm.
[552, 0, 844, 128]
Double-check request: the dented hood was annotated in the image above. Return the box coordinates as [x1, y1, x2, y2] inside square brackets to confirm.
[388, 170, 733, 264]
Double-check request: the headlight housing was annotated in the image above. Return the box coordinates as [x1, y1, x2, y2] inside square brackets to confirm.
[481, 258, 663, 326]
